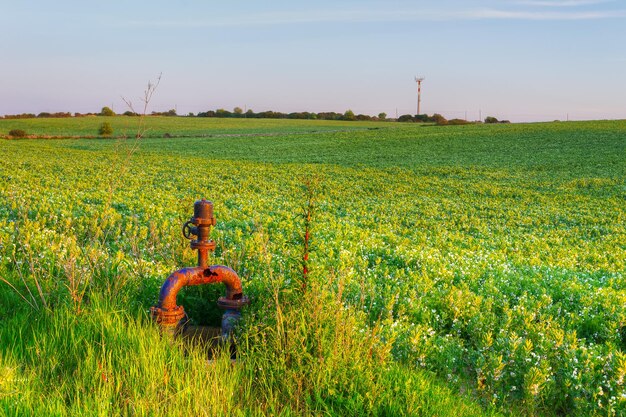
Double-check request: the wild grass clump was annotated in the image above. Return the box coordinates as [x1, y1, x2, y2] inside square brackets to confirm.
[8, 129, 27, 138]
[236, 274, 495, 415]
[0, 291, 494, 416]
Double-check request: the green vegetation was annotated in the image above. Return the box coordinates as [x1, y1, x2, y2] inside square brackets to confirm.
[98, 122, 113, 137]
[8, 129, 26, 138]
[485, 116, 511, 124]
[0, 115, 383, 138]
[1, 118, 624, 415]
[100, 106, 115, 117]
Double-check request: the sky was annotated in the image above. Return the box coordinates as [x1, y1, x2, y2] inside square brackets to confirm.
[1, 0, 625, 122]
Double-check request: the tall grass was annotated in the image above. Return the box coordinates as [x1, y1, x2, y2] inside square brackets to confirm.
[0, 269, 495, 416]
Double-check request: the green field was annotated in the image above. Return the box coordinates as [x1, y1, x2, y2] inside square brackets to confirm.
[1, 117, 625, 416]
[0, 115, 380, 137]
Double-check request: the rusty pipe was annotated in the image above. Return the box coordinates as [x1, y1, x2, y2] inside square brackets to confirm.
[151, 199, 249, 340]
[157, 265, 244, 311]
[151, 265, 248, 335]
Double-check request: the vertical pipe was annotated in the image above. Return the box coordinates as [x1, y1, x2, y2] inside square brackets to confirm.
[198, 249, 208, 268]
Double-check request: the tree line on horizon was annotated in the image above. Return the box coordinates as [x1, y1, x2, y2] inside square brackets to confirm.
[1, 106, 509, 124]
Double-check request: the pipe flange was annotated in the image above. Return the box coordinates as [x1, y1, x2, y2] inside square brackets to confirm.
[150, 305, 186, 326]
[193, 216, 216, 226]
[217, 295, 250, 311]
[190, 240, 217, 251]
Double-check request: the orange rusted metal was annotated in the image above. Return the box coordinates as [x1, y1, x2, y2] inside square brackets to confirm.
[151, 199, 249, 336]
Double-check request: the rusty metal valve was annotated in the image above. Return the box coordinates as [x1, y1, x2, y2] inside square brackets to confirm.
[151, 199, 249, 340]
[182, 199, 217, 268]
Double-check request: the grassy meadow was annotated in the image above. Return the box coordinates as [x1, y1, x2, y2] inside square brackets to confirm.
[1, 116, 625, 416]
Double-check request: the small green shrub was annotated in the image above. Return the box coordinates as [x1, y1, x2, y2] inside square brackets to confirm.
[8, 129, 27, 138]
[98, 122, 113, 136]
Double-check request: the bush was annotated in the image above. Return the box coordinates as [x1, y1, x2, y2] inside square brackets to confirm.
[432, 113, 448, 126]
[485, 116, 499, 124]
[98, 122, 113, 136]
[8, 129, 27, 138]
[414, 114, 430, 122]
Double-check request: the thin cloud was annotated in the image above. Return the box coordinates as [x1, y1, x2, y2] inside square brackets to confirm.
[122, 7, 626, 28]
[468, 8, 626, 19]
[516, 0, 613, 7]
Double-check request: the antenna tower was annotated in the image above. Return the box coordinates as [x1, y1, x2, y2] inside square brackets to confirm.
[414, 76, 425, 115]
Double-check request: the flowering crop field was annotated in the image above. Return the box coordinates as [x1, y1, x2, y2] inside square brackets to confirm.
[0, 117, 624, 415]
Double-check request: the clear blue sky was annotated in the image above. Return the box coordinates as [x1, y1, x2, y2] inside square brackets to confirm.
[1, 0, 625, 122]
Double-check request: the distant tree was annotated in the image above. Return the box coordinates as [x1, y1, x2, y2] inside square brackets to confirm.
[100, 106, 115, 116]
[432, 113, 448, 125]
[233, 107, 243, 116]
[245, 109, 255, 118]
[165, 109, 177, 116]
[343, 109, 356, 121]
[257, 110, 284, 119]
[378, 112, 387, 121]
[3, 113, 36, 119]
[188, 112, 195, 117]
[484, 116, 499, 124]
[317, 112, 341, 120]
[397, 114, 414, 122]
[215, 108, 231, 118]
[123, 110, 138, 116]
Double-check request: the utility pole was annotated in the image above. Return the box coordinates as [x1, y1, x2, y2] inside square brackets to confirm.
[414, 76, 425, 115]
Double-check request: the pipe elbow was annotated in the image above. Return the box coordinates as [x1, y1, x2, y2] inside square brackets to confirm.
[158, 267, 204, 311]
[207, 265, 243, 300]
